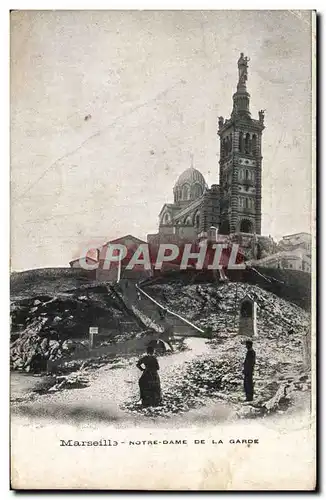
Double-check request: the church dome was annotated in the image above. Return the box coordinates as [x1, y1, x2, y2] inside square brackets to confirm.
[173, 167, 207, 203]
[175, 167, 206, 189]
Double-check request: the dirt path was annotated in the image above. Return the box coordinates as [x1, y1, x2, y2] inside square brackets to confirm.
[11, 333, 311, 429]
[11, 338, 218, 423]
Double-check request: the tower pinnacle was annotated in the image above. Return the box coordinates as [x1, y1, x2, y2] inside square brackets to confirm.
[218, 53, 264, 236]
[237, 52, 250, 91]
[232, 52, 251, 118]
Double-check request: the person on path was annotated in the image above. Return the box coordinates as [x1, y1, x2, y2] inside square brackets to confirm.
[136, 346, 162, 407]
[158, 307, 167, 320]
[243, 340, 256, 402]
[161, 316, 174, 352]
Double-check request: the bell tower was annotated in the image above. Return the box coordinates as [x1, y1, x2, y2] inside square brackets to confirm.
[218, 53, 265, 235]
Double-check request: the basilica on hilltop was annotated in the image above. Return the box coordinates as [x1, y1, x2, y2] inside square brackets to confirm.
[147, 53, 266, 251]
[68, 53, 312, 273]
[69, 54, 310, 272]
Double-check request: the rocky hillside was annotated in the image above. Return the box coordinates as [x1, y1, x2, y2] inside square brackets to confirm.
[11, 272, 312, 420]
[144, 281, 309, 336]
[10, 267, 96, 299]
[11, 269, 311, 382]
[10, 280, 146, 372]
[122, 283, 311, 419]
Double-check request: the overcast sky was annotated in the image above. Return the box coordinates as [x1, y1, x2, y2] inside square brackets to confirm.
[10, 10, 313, 271]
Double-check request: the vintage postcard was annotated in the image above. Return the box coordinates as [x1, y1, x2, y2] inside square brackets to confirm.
[10, 10, 316, 490]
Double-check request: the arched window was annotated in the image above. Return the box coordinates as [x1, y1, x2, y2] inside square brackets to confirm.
[245, 133, 251, 154]
[184, 216, 192, 226]
[252, 134, 257, 155]
[239, 132, 244, 152]
[228, 135, 232, 155]
[193, 184, 202, 199]
[224, 136, 231, 157]
[222, 138, 226, 158]
[182, 184, 190, 200]
[240, 219, 253, 233]
[163, 212, 171, 224]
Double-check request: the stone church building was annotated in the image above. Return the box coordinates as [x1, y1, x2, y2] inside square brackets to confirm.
[148, 53, 265, 248]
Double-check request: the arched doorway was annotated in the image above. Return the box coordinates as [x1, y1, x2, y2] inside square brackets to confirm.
[240, 219, 253, 233]
[239, 296, 257, 337]
[240, 300, 253, 318]
[219, 220, 230, 235]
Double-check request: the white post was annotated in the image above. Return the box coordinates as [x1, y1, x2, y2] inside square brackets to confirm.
[208, 227, 218, 282]
[253, 301, 258, 337]
[233, 280, 238, 327]
[89, 327, 98, 350]
[253, 231, 258, 259]
[210, 226, 218, 242]
[117, 257, 122, 283]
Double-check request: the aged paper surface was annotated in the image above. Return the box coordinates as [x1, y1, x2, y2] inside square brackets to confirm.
[10, 10, 316, 490]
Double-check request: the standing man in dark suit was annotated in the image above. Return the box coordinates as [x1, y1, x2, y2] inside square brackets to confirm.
[243, 340, 256, 402]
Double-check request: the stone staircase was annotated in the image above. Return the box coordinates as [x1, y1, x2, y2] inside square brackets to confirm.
[110, 281, 162, 334]
[107, 283, 150, 333]
[136, 285, 203, 337]
[113, 279, 205, 338]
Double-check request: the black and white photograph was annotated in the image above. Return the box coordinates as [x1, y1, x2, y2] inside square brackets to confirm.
[10, 9, 316, 490]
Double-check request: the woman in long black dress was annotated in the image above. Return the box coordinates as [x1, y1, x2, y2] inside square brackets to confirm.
[136, 346, 162, 407]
